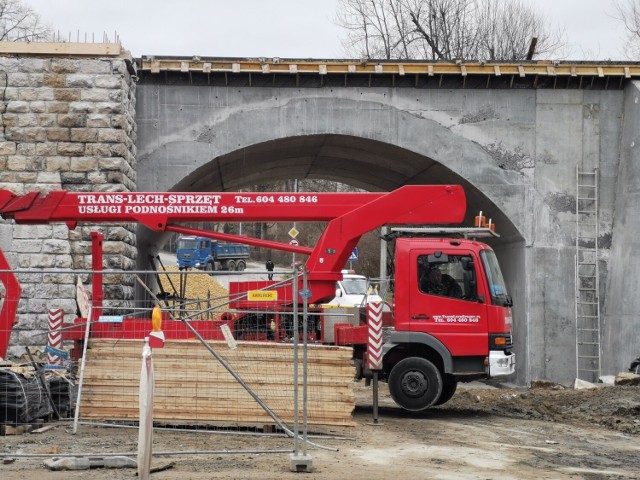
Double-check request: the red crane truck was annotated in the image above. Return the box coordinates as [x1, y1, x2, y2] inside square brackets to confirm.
[0, 185, 515, 411]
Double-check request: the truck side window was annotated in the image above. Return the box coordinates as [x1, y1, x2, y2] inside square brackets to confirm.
[418, 255, 475, 301]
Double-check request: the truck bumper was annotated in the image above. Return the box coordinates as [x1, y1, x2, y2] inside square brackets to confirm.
[488, 350, 516, 377]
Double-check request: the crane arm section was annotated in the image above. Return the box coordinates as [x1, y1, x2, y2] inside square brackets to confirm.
[0, 190, 390, 229]
[0, 187, 464, 230]
[306, 185, 465, 284]
[0, 185, 466, 304]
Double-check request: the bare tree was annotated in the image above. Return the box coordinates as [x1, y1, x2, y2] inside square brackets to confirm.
[336, 0, 416, 58]
[611, 0, 640, 58]
[0, 0, 51, 42]
[406, 0, 482, 59]
[335, 0, 564, 60]
[475, 0, 564, 60]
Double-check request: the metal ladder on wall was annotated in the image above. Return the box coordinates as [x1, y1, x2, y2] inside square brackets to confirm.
[575, 167, 601, 382]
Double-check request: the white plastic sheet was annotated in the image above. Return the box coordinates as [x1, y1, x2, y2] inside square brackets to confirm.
[137, 338, 154, 479]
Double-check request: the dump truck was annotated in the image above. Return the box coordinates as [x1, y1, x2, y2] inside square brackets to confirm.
[0, 185, 515, 410]
[176, 235, 250, 271]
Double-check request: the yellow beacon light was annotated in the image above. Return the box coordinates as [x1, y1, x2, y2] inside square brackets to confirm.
[152, 306, 162, 332]
[149, 306, 166, 348]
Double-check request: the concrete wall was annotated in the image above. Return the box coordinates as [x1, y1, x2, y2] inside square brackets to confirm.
[135, 82, 625, 385]
[0, 55, 137, 354]
[603, 81, 640, 374]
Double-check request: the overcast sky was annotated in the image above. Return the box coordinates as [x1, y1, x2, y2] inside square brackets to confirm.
[25, 0, 625, 60]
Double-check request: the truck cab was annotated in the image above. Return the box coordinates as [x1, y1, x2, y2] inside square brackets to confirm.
[381, 236, 515, 410]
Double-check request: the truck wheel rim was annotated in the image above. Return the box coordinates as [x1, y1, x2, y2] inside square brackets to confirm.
[401, 371, 427, 398]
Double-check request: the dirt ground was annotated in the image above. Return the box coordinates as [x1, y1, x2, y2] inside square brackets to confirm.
[1, 381, 639, 480]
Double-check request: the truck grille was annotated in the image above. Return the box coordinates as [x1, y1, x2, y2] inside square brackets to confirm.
[490, 332, 513, 350]
[505, 331, 513, 349]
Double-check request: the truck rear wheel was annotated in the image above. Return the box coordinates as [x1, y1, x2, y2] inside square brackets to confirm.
[226, 260, 236, 271]
[236, 260, 246, 271]
[388, 357, 443, 411]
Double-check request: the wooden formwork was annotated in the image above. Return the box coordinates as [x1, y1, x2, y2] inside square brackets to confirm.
[80, 339, 356, 428]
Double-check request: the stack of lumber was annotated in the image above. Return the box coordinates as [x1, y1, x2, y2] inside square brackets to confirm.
[80, 339, 356, 427]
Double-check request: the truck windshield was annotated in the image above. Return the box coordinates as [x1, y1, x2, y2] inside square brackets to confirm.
[178, 239, 198, 250]
[480, 250, 511, 306]
[342, 277, 368, 295]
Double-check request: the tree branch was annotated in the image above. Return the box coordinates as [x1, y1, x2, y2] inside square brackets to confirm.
[409, 11, 445, 59]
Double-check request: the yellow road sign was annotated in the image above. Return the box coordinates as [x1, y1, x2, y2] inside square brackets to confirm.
[248, 290, 278, 301]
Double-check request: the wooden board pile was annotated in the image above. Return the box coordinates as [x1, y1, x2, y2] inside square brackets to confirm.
[80, 339, 356, 427]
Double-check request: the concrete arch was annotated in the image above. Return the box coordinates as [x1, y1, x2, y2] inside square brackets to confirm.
[137, 134, 527, 290]
[175, 134, 521, 237]
[137, 87, 538, 243]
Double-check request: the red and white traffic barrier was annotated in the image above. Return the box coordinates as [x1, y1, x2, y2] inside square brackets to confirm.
[367, 302, 383, 370]
[45, 308, 67, 369]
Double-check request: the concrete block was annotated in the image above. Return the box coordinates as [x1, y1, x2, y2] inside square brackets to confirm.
[574, 378, 597, 390]
[289, 453, 313, 473]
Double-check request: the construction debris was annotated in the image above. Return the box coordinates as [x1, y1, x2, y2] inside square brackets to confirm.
[615, 372, 640, 386]
[43, 456, 137, 471]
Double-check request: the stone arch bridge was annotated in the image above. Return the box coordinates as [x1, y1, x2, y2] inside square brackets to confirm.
[0, 43, 639, 386]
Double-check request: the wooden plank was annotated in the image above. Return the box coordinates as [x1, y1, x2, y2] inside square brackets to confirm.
[79, 404, 356, 418]
[1, 424, 33, 435]
[80, 386, 355, 404]
[80, 400, 354, 414]
[80, 412, 356, 427]
[86, 355, 351, 367]
[80, 405, 354, 418]
[83, 366, 354, 380]
[31, 424, 57, 434]
[89, 339, 353, 355]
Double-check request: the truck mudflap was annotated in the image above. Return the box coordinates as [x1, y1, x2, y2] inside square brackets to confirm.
[488, 350, 516, 377]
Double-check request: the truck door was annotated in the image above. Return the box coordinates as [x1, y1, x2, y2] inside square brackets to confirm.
[199, 239, 210, 265]
[410, 249, 488, 356]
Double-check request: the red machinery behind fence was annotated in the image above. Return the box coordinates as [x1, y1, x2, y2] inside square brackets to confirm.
[0, 185, 515, 410]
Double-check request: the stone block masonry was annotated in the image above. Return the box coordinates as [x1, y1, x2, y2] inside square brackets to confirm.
[0, 52, 137, 357]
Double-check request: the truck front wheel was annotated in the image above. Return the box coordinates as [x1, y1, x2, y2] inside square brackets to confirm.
[434, 375, 458, 406]
[388, 357, 443, 411]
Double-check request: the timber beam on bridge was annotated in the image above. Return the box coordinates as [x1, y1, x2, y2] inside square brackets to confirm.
[137, 57, 640, 90]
